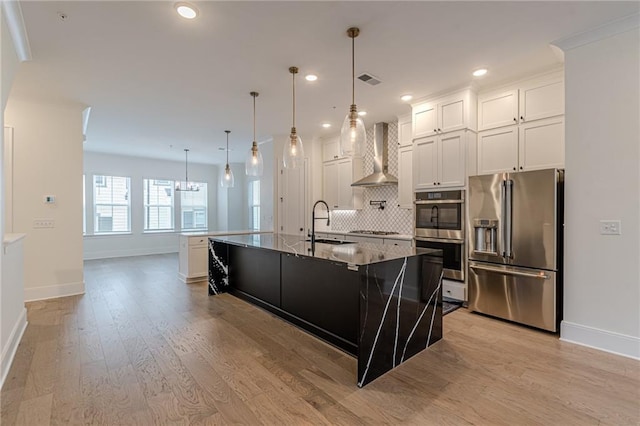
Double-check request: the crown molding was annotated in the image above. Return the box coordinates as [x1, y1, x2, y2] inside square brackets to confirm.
[552, 13, 640, 51]
[1, 0, 32, 61]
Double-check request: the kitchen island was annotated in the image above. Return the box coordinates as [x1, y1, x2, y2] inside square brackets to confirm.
[208, 233, 443, 387]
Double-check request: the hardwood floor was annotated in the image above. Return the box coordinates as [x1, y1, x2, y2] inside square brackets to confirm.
[2, 253, 639, 425]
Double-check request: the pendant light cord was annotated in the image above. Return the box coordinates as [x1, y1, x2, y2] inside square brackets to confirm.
[225, 131, 230, 165]
[253, 94, 256, 142]
[292, 70, 296, 128]
[185, 149, 188, 182]
[351, 33, 355, 105]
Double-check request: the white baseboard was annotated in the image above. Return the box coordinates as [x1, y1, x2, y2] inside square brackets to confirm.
[1, 307, 27, 389]
[560, 320, 640, 360]
[83, 247, 178, 260]
[24, 281, 85, 302]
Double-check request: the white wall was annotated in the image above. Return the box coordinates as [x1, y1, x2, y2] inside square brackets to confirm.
[216, 162, 246, 231]
[5, 96, 84, 302]
[560, 26, 640, 358]
[1, 5, 27, 387]
[83, 151, 218, 259]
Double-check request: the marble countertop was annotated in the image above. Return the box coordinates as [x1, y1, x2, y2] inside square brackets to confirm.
[181, 230, 272, 237]
[319, 230, 414, 241]
[3, 233, 26, 246]
[210, 233, 440, 266]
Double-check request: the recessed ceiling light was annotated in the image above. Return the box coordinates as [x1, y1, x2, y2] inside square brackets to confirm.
[322, 123, 331, 128]
[473, 68, 488, 77]
[175, 2, 198, 19]
[305, 74, 318, 82]
[400, 94, 413, 102]
[358, 111, 367, 116]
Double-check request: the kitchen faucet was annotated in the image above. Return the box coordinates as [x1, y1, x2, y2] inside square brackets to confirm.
[310, 200, 330, 248]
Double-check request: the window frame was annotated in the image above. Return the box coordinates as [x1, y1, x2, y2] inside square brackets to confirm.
[180, 182, 208, 231]
[93, 174, 132, 235]
[143, 178, 175, 232]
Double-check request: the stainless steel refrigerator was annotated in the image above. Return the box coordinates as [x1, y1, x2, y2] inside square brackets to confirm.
[467, 168, 564, 332]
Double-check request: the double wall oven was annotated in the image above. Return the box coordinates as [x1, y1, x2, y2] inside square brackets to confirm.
[414, 190, 465, 281]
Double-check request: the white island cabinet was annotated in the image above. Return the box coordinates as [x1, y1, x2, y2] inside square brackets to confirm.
[178, 231, 272, 283]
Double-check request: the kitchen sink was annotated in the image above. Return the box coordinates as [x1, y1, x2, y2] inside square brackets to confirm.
[305, 238, 356, 245]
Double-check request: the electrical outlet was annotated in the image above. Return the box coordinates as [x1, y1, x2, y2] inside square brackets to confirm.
[33, 219, 55, 229]
[600, 220, 621, 235]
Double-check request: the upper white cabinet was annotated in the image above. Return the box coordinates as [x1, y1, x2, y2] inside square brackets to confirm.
[476, 70, 565, 175]
[478, 72, 564, 131]
[397, 114, 413, 146]
[519, 116, 565, 171]
[397, 144, 413, 208]
[323, 137, 341, 162]
[322, 155, 364, 210]
[414, 129, 468, 190]
[412, 89, 477, 139]
[477, 117, 564, 174]
[478, 89, 519, 131]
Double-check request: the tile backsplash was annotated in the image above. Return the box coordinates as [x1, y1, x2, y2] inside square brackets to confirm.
[330, 121, 414, 235]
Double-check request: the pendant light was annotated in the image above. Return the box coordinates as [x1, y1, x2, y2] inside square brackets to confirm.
[340, 27, 366, 158]
[283, 66, 305, 169]
[175, 149, 199, 192]
[221, 130, 234, 188]
[245, 91, 264, 176]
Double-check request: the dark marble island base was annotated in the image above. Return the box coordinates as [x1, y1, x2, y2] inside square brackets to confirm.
[208, 234, 443, 387]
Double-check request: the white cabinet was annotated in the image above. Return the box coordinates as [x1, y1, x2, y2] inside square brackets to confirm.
[383, 238, 413, 247]
[478, 73, 564, 131]
[478, 89, 519, 131]
[477, 117, 564, 175]
[322, 157, 364, 210]
[322, 137, 341, 162]
[477, 127, 519, 174]
[397, 144, 413, 209]
[519, 78, 564, 123]
[412, 90, 476, 139]
[178, 235, 209, 283]
[519, 116, 564, 171]
[443, 279, 466, 302]
[414, 130, 467, 190]
[397, 114, 413, 147]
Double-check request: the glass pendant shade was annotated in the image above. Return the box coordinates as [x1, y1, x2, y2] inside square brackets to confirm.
[245, 91, 264, 177]
[221, 164, 234, 188]
[340, 106, 366, 157]
[220, 130, 234, 188]
[340, 27, 367, 158]
[245, 142, 264, 176]
[283, 130, 304, 169]
[283, 67, 304, 169]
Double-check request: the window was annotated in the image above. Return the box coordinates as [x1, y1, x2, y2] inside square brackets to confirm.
[94, 175, 130, 233]
[83, 175, 86, 235]
[248, 180, 260, 231]
[181, 183, 207, 230]
[144, 179, 174, 231]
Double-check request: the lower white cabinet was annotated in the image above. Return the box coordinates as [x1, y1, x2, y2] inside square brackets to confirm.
[178, 235, 208, 283]
[443, 279, 466, 302]
[477, 116, 564, 175]
[383, 238, 413, 247]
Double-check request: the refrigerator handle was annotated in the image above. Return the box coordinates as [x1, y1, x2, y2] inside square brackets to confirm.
[500, 180, 506, 258]
[505, 179, 513, 258]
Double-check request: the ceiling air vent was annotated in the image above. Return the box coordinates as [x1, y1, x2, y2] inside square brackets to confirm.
[357, 73, 382, 86]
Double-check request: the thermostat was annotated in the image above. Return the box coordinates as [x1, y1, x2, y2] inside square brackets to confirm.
[44, 195, 56, 204]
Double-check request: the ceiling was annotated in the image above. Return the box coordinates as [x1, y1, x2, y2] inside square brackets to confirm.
[12, 1, 639, 165]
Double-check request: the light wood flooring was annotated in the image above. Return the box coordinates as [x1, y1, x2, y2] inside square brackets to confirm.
[1, 253, 639, 425]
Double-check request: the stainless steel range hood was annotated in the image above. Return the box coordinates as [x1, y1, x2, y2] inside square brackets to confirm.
[351, 122, 398, 187]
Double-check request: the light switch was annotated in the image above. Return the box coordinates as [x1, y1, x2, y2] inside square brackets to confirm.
[600, 220, 621, 235]
[33, 219, 55, 229]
